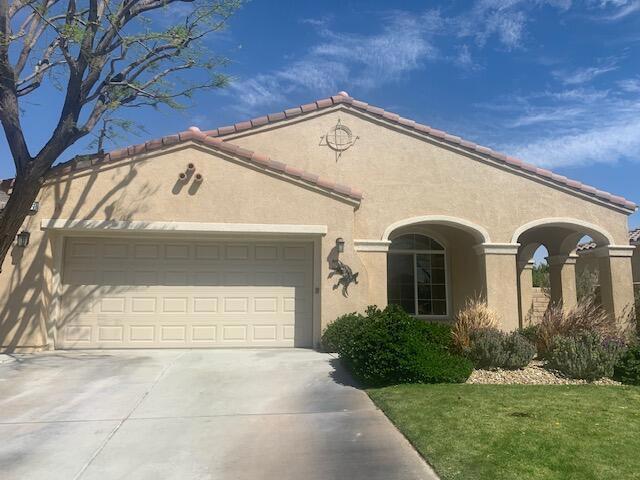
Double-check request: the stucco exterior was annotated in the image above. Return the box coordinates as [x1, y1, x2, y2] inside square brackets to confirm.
[577, 239, 640, 290]
[0, 92, 636, 352]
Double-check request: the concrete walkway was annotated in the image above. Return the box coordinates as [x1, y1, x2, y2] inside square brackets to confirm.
[0, 349, 438, 480]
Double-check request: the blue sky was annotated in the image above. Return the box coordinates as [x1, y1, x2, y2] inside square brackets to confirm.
[2, 0, 639, 228]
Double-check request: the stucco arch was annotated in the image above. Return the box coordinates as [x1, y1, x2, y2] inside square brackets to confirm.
[382, 215, 491, 243]
[510, 217, 615, 247]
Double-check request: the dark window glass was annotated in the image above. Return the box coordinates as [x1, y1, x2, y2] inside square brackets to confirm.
[387, 234, 447, 316]
[387, 253, 415, 315]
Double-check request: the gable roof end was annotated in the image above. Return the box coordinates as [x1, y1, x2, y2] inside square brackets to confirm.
[47, 127, 363, 203]
[206, 91, 637, 212]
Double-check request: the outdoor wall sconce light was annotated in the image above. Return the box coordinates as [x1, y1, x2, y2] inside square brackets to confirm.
[29, 201, 39, 213]
[16, 231, 30, 247]
[335, 237, 345, 254]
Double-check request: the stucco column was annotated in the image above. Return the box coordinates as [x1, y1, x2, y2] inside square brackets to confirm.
[517, 260, 534, 325]
[547, 254, 578, 310]
[474, 243, 520, 331]
[354, 240, 391, 308]
[595, 246, 636, 321]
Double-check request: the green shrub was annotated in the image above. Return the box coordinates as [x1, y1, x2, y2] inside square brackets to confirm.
[418, 321, 454, 352]
[321, 312, 363, 353]
[465, 328, 536, 370]
[501, 331, 537, 369]
[518, 324, 539, 345]
[613, 345, 640, 385]
[547, 332, 625, 381]
[413, 348, 475, 384]
[333, 305, 473, 386]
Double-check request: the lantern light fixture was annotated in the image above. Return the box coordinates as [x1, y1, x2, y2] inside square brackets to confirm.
[16, 231, 30, 247]
[335, 237, 345, 254]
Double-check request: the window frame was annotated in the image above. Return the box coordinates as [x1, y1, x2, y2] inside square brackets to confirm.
[387, 231, 450, 320]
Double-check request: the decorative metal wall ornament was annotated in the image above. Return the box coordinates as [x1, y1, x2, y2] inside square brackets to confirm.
[329, 259, 359, 297]
[328, 238, 359, 296]
[320, 119, 359, 160]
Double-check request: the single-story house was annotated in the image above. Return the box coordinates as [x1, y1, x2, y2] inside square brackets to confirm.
[0, 92, 637, 352]
[576, 228, 640, 290]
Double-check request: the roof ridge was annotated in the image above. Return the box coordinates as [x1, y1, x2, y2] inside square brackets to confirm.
[203, 91, 636, 212]
[47, 127, 363, 202]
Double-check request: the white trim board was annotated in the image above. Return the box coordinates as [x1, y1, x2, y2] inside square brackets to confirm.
[41, 219, 328, 236]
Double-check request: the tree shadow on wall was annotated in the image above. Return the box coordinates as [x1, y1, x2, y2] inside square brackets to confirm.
[0, 158, 159, 352]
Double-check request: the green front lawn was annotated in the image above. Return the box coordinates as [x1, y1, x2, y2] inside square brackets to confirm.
[368, 385, 640, 480]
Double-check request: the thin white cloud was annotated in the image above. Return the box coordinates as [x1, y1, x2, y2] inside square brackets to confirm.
[228, 11, 441, 114]
[506, 117, 640, 167]
[588, 0, 640, 20]
[491, 84, 640, 168]
[510, 107, 586, 127]
[617, 77, 640, 92]
[226, 1, 576, 114]
[454, 0, 572, 50]
[553, 62, 618, 85]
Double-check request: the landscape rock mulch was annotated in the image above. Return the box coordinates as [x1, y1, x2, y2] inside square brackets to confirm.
[466, 360, 621, 386]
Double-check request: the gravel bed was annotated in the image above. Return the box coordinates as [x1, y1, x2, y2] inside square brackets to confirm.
[466, 360, 621, 385]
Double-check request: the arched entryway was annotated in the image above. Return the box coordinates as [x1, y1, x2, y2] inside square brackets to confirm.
[383, 216, 489, 321]
[513, 218, 635, 324]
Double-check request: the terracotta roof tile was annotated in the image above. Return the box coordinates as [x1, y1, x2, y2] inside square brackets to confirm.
[578, 228, 640, 250]
[234, 121, 252, 132]
[398, 117, 415, 128]
[300, 103, 318, 113]
[200, 91, 635, 211]
[505, 156, 522, 167]
[250, 152, 270, 166]
[284, 107, 302, 118]
[316, 98, 333, 108]
[217, 125, 235, 135]
[41, 91, 636, 211]
[251, 116, 269, 128]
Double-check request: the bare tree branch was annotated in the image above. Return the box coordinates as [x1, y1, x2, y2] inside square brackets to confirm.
[0, 0, 242, 268]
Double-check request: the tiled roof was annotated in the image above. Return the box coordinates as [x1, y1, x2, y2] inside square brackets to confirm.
[46, 127, 363, 202]
[577, 228, 640, 251]
[204, 91, 637, 212]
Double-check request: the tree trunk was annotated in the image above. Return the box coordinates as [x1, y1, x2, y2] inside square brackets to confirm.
[0, 171, 44, 271]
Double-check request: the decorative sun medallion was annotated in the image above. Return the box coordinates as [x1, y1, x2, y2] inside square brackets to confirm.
[321, 118, 358, 160]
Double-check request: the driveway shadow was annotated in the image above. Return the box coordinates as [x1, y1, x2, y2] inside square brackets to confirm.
[329, 357, 362, 389]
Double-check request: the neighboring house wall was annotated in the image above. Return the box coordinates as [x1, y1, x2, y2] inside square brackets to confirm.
[0, 97, 636, 351]
[633, 248, 640, 287]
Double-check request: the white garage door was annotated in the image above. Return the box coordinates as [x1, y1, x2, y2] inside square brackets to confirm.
[58, 237, 314, 348]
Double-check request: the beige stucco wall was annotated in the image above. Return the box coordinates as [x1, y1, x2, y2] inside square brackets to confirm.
[0, 145, 366, 350]
[577, 246, 639, 284]
[230, 108, 631, 245]
[0, 104, 635, 351]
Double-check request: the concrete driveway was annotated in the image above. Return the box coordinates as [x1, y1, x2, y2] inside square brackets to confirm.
[0, 349, 438, 480]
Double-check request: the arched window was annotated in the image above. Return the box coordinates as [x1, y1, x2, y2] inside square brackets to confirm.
[387, 233, 447, 316]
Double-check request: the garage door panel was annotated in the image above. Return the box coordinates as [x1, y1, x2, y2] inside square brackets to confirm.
[58, 238, 313, 348]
